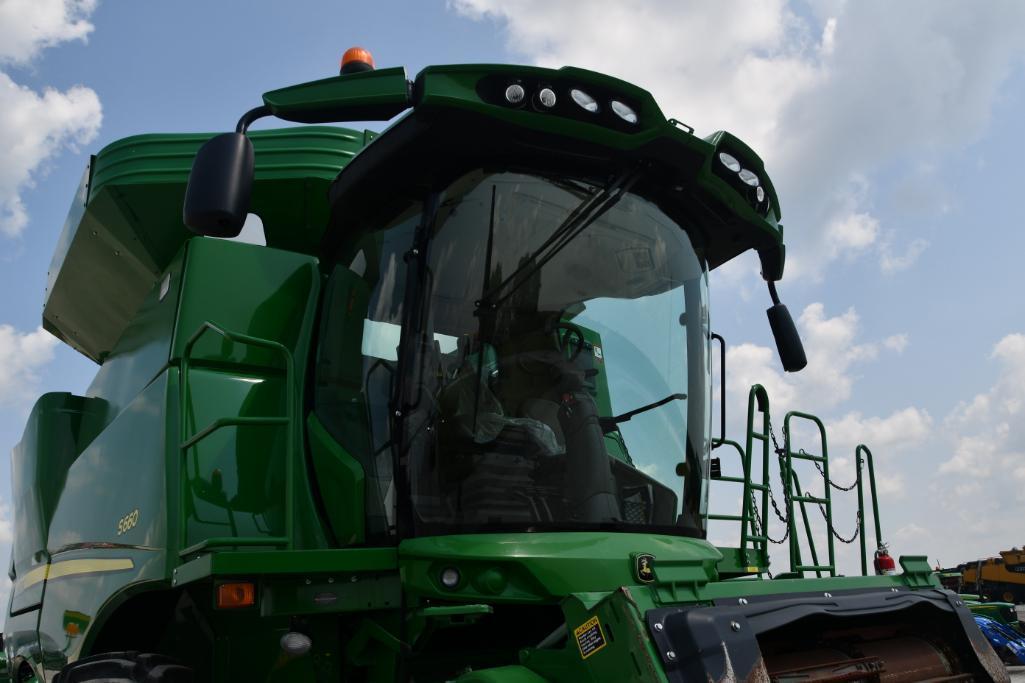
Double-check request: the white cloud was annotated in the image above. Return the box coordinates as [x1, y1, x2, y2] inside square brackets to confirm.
[938, 333, 1025, 478]
[0, 325, 59, 408]
[0, 0, 102, 238]
[725, 302, 912, 415]
[879, 238, 929, 273]
[0, 73, 102, 236]
[0, 0, 96, 65]
[0, 501, 12, 545]
[825, 211, 879, 260]
[883, 334, 908, 353]
[451, 1, 1025, 280]
[827, 407, 932, 456]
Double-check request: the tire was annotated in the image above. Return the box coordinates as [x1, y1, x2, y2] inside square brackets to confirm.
[54, 652, 192, 683]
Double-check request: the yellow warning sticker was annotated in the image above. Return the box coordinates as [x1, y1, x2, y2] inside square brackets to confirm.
[573, 615, 608, 660]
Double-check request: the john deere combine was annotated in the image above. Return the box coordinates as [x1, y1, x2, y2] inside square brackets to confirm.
[3, 50, 1009, 681]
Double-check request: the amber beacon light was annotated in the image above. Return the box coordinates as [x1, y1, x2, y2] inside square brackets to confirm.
[340, 47, 375, 75]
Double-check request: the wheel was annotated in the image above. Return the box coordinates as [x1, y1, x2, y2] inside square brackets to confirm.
[1003, 590, 1015, 603]
[54, 652, 192, 683]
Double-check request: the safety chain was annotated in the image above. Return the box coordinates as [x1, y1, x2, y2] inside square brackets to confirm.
[762, 414, 861, 545]
[748, 488, 789, 545]
[810, 453, 860, 492]
[818, 506, 861, 544]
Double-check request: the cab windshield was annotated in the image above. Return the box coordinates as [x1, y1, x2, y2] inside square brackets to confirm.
[317, 171, 711, 539]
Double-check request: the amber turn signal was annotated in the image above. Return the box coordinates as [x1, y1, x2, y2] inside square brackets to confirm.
[216, 581, 256, 609]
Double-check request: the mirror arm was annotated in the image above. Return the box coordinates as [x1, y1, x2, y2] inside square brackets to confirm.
[236, 105, 272, 134]
[767, 280, 781, 306]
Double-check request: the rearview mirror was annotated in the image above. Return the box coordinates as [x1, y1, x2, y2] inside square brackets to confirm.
[767, 303, 807, 372]
[183, 132, 254, 237]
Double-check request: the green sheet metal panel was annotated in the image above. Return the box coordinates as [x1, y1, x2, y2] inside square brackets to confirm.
[44, 126, 369, 363]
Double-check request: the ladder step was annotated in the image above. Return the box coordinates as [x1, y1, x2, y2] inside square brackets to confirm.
[793, 495, 828, 504]
[748, 483, 769, 491]
[796, 564, 835, 572]
[751, 433, 769, 442]
[717, 476, 747, 484]
[708, 514, 746, 522]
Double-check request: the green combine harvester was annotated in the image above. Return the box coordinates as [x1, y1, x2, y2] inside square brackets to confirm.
[2, 49, 1010, 681]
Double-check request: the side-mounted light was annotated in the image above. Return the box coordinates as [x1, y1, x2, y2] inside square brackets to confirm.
[570, 88, 599, 113]
[738, 169, 760, 187]
[610, 99, 638, 124]
[718, 152, 741, 172]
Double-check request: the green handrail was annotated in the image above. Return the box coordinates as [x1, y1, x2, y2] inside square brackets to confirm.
[743, 385, 772, 567]
[178, 321, 298, 556]
[783, 411, 834, 577]
[856, 444, 884, 575]
[707, 438, 766, 567]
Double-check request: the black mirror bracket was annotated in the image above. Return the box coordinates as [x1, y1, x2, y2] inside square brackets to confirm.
[236, 105, 272, 134]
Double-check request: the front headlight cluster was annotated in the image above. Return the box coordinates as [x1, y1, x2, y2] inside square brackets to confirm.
[718, 151, 769, 208]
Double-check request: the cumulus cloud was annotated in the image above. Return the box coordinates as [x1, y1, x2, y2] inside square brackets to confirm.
[726, 302, 888, 411]
[0, 0, 96, 64]
[451, 0, 1025, 280]
[0, 0, 102, 238]
[879, 237, 929, 273]
[0, 325, 59, 408]
[938, 333, 1025, 478]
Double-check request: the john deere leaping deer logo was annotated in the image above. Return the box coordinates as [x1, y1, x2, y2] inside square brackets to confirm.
[634, 553, 656, 583]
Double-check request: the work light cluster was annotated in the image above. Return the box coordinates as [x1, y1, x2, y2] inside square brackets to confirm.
[503, 82, 639, 124]
[718, 151, 766, 204]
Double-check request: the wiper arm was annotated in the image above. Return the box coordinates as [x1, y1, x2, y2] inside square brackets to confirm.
[477, 165, 645, 312]
[600, 393, 687, 432]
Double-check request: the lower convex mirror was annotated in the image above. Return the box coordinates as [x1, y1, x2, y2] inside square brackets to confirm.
[183, 132, 255, 237]
[767, 303, 807, 372]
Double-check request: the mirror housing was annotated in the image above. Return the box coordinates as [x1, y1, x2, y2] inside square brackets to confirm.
[183, 132, 254, 237]
[767, 303, 807, 372]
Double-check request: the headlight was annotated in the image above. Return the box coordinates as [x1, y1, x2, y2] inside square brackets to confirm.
[718, 152, 741, 173]
[537, 87, 557, 108]
[504, 83, 525, 105]
[570, 88, 599, 113]
[610, 100, 638, 124]
[738, 169, 760, 187]
[440, 567, 461, 589]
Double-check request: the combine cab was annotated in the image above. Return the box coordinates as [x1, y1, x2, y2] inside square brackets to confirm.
[2, 50, 1010, 682]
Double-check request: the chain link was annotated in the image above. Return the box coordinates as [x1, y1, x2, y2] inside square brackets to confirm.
[817, 504, 861, 544]
[758, 413, 861, 546]
[811, 453, 860, 492]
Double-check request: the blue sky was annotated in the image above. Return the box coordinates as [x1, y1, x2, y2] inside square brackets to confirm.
[2, 0, 1025, 583]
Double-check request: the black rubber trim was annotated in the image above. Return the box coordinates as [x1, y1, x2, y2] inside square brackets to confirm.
[645, 587, 999, 682]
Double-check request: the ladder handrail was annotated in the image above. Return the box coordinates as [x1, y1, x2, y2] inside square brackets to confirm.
[178, 321, 298, 555]
[744, 385, 772, 568]
[856, 444, 884, 575]
[783, 411, 835, 577]
[707, 438, 765, 566]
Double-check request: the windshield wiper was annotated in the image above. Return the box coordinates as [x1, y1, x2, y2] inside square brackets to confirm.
[476, 165, 646, 312]
[600, 393, 687, 432]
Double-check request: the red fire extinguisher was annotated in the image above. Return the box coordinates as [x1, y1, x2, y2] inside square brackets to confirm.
[874, 542, 897, 575]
